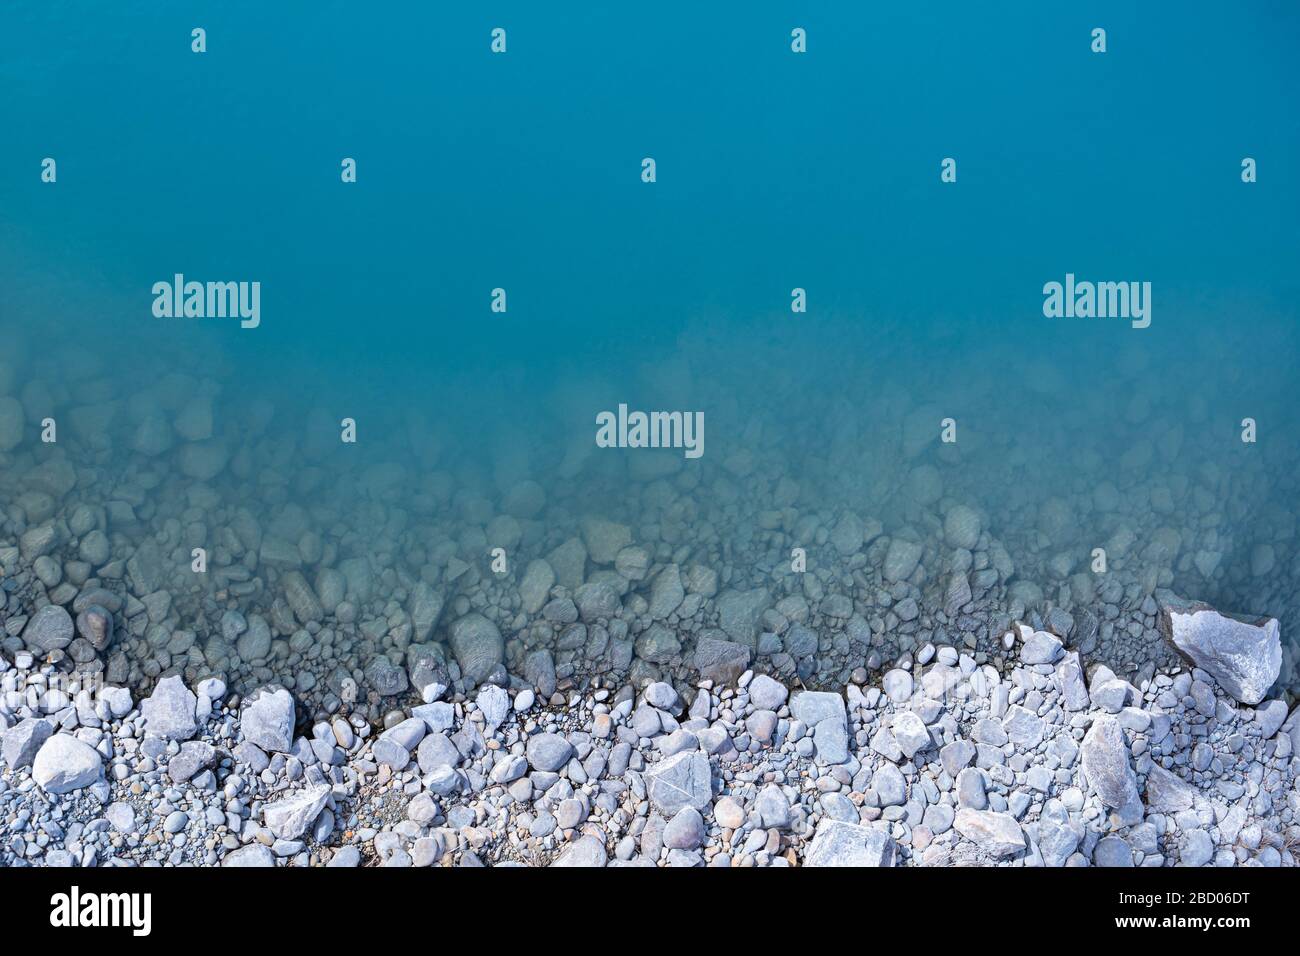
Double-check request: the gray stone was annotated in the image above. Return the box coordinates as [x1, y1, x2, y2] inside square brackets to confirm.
[648, 564, 685, 619]
[1082, 716, 1139, 810]
[872, 763, 907, 807]
[883, 538, 923, 583]
[22, 604, 74, 653]
[75, 605, 113, 651]
[755, 784, 791, 829]
[1255, 699, 1288, 740]
[364, 655, 409, 697]
[525, 732, 573, 772]
[168, 740, 216, 783]
[409, 581, 445, 642]
[1055, 651, 1089, 711]
[32, 734, 104, 794]
[1144, 764, 1195, 813]
[263, 784, 331, 840]
[105, 802, 137, 834]
[716, 588, 771, 644]
[1158, 595, 1281, 704]
[804, 820, 897, 867]
[1179, 829, 1214, 867]
[223, 844, 276, 867]
[789, 690, 845, 729]
[550, 834, 607, 867]
[939, 739, 976, 777]
[240, 686, 296, 753]
[2, 717, 53, 769]
[417, 732, 461, 774]
[328, 846, 361, 868]
[141, 675, 198, 741]
[1020, 630, 1063, 665]
[693, 636, 751, 686]
[647, 750, 713, 816]
[1094, 836, 1134, 867]
[476, 684, 510, 733]
[953, 809, 1026, 858]
[448, 613, 505, 686]
[1002, 706, 1044, 750]
[663, 807, 706, 849]
[891, 711, 931, 758]
[748, 674, 789, 711]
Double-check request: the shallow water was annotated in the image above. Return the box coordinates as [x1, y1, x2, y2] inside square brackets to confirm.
[2, 4, 1297, 713]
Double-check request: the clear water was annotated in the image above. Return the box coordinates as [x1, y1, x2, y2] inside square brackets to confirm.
[2, 3, 1297, 710]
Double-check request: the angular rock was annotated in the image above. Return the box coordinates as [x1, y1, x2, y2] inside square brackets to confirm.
[364, 655, 409, 697]
[409, 581, 445, 642]
[519, 559, 556, 615]
[1144, 763, 1195, 813]
[1054, 651, 1089, 711]
[476, 684, 510, 733]
[240, 686, 296, 753]
[1158, 594, 1281, 704]
[1002, 705, 1044, 750]
[141, 674, 198, 741]
[789, 690, 845, 729]
[647, 750, 712, 816]
[2, 717, 53, 770]
[263, 784, 331, 840]
[804, 820, 898, 867]
[953, 809, 1026, 858]
[1081, 715, 1140, 810]
[715, 588, 771, 645]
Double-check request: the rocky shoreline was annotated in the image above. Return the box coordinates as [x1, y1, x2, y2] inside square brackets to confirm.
[2, 613, 1294, 867]
[1, 336, 1297, 867]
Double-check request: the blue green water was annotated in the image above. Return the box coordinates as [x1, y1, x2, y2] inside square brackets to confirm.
[1, 3, 1298, 694]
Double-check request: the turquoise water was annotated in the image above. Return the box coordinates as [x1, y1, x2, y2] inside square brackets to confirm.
[1, 3, 1297, 704]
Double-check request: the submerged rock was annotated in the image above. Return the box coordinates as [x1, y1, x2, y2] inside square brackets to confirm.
[22, 604, 74, 654]
[448, 613, 504, 686]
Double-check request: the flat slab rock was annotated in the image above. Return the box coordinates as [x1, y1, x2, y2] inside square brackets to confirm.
[804, 820, 898, 867]
[646, 750, 713, 816]
[1158, 593, 1281, 705]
